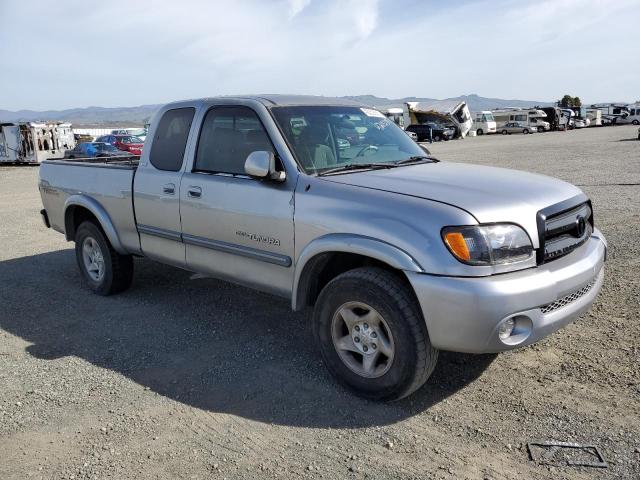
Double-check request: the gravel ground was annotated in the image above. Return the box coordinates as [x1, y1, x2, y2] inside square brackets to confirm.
[1, 125, 638, 480]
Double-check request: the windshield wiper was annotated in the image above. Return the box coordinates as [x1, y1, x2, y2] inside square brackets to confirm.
[394, 155, 440, 165]
[317, 162, 399, 176]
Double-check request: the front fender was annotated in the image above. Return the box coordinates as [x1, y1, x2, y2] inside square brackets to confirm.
[292, 233, 424, 311]
[64, 195, 127, 254]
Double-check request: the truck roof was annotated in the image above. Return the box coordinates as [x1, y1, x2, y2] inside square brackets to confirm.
[167, 95, 366, 108]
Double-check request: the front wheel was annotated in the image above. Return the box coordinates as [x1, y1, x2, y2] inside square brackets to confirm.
[632, 119, 639, 125]
[313, 267, 438, 400]
[477, 129, 483, 135]
[74, 221, 133, 295]
[434, 135, 441, 142]
[523, 129, 530, 134]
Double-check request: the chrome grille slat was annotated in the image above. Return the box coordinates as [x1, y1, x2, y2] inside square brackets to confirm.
[540, 279, 596, 314]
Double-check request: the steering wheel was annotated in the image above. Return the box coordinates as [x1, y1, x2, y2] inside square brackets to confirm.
[355, 144, 379, 158]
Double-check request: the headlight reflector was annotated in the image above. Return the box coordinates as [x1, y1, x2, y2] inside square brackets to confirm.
[442, 224, 533, 265]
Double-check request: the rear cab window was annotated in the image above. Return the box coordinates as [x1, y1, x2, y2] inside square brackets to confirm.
[149, 107, 196, 171]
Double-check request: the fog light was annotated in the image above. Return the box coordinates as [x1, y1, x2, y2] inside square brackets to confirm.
[498, 317, 515, 340]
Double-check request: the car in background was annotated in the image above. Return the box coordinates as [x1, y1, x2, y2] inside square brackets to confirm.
[500, 122, 535, 135]
[573, 119, 587, 129]
[405, 123, 455, 142]
[96, 134, 144, 155]
[111, 128, 148, 142]
[64, 142, 132, 159]
[405, 130, 418, 141]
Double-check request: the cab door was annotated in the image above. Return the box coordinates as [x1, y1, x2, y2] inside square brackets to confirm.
[179, 105, 295, 297]
[133, 107, 196, 267]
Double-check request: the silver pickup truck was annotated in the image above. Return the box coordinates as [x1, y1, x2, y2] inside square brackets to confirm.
[39, 95, 607, 400]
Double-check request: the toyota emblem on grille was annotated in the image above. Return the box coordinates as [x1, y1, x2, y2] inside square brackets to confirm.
[575, 215, 586, 237]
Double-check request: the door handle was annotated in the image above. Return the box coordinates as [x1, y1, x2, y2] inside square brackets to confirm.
[162, 183, 175, 195]
[188, 186, 202, 198]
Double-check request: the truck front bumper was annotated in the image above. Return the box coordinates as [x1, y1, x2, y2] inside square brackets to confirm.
[406, 230, 607, 353]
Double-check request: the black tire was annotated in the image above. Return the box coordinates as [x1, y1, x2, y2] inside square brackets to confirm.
[523, 129, 529, 134]
[477, 129, 483, 135]
[632, 119, 639, 125]
[313, 267, 438, 401]
[434, 135, 441, 142]
[74, 221, 133, 296]
[502, 129, 508, 135]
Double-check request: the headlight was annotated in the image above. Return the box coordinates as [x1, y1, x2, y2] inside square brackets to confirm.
[442, 224, 533, 265]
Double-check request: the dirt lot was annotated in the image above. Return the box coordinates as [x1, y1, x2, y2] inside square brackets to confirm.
[1, 125, 638, 480]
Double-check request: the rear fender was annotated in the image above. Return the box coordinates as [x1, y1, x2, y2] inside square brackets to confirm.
[64, 195, 127, 254]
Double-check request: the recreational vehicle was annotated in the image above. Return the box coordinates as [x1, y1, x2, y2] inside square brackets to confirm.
[472, 111, 496, 135]
[406, 101, 472, 138]
[620, 103, 640, 125]
[491, 108, 550, 132]
[0, 122, 74, 164]
[589, 104, 630, 125]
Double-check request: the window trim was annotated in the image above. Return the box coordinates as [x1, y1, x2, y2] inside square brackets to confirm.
[149, 106, 196, 172]
[192, 105, 279, 178]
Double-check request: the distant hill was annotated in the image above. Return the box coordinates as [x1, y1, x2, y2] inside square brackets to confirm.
[0, 94, 555, 126]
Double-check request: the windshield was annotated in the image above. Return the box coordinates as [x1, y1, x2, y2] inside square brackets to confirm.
[95, 143, 118, 152]
[271, 106, 427, 175]
[129, 128, 146, 137]
[481, 113, 495, 122]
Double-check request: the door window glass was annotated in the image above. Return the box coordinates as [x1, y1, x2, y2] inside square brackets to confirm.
[149, 107, 195, 171]
[194, 106, 274, 175]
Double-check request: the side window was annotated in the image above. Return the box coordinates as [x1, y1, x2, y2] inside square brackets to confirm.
[194, 106, 274, 175]
[149, 107, 195, 172]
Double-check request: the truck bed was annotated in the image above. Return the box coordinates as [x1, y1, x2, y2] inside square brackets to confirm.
[39, 157, 142, 255]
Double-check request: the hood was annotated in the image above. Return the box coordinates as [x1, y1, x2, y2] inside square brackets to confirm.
[321, 162, 584, 247]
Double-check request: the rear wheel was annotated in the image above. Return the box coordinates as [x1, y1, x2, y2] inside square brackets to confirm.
[313, 267, 438, 400]
[434, 135, 441, 142]
[502, 129, 508, 135]
[632, 119, 639, 125]
[74, 221, 133, 295]
[477, 129, 484, 135]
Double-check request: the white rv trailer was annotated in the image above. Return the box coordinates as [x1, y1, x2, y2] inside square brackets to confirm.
[405, 100, 472, 138]
[384, 108, 406, 129]
[589, 104, 630, 125]
[471, 111, 496, 135]
[0, 122, 74, 164]
[491, 108, 550, 132]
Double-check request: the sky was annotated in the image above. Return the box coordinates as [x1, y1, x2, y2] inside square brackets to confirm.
[0, 0, 638, 111]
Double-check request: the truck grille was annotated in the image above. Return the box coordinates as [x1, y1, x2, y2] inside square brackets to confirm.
[540, 279, 596, 314]
[537, 200, 593, 264]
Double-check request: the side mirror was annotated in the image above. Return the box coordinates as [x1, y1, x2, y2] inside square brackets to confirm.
[244, 151, 286, 182]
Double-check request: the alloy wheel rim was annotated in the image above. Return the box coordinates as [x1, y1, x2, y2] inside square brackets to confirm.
[82, 237, 105, 282]
[331, 301, 395, 378]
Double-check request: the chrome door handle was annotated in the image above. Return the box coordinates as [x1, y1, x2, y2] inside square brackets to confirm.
[162, 183, 175, 195]
[188, 186, 202, 198]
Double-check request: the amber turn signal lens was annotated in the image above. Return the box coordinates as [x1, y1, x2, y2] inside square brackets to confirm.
[443, 232, 471, 261]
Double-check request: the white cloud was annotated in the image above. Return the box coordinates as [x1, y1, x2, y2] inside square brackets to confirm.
[0, 0, 637, 110]
[288, 0, 311, 19]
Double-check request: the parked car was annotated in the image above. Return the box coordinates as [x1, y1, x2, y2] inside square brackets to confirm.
[405, 130, 418, 141]
[39, 95, 606, 401]
[64, 142, 132, 159]
[573, 119, 587, 129]
[95, 135, 144, 155]
[406, 123, 455, 142]
[500, 122, 534, 135]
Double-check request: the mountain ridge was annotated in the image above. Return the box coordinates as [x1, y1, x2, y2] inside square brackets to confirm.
[0, 94, 555, 126]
